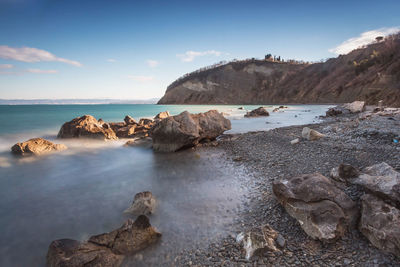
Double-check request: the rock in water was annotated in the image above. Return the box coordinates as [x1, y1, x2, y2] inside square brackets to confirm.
[154, 111, 171, 121]
[359, 194, 400, 257]
[272, 173, 357, 242]
[326, 107, 343, 117]
[57, 115, 117, 140]
[301, 127, 325, 141]
[151, 110, 231, 152]
[116, 125, 136, 138]
[46, 215, 161, 267]
[343, 101, 365, 113]
[124, 137, 153, 149]
[244, 107, 270, 117]
[236, 224, 281, 259]
[11, 138, 67, 156]
[124, 191, 156, 215]
[124, 115, 137, 125]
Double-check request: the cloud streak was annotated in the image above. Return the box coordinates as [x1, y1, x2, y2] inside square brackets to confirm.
[0, 45, 82, 67]
[0, 64, 13, 69]
[177, 50, 222, 62]
[146, 59, 159, 67]
[127, 75, 154, 82]
[107, 59, 117, 62]
[27, 69, 58, 74]
[329, 27, 400, 55]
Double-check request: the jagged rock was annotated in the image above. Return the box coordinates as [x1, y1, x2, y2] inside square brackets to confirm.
[330, 164, 359, 183]
[11, 138, 67, 156]
[57, 115, 117, 140]
[124, 191, 156, 215]
[116, 125, 136, 138]
[301, 127, 325, 141]
[343, 101, 366, 113]
[348, 162, 400, 207]
[359, 194, 400, 257]
[244, 107, 269, 117]
[109, 122, 126, 133]
[139, 118, 154, 126]
[124, 137, 153, 148]
[124, 115, 137, 125]
[326, 107, 343, 116]
[47, 216, 161, 267]
[151, 110, 231, 152]
[154, 111, 171, 121]
[272, 173, 357, 242]
[236, 224, 281, 259]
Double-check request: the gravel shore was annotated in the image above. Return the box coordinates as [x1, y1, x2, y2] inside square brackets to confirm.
[171, 111, 400, 266]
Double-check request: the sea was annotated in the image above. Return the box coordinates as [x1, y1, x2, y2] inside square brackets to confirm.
[0, 104, 331, 266]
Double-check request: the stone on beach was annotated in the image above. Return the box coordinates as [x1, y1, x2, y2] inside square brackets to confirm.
[151, 110, 231, 152]
[244, 107, 270, 117]
[330, 163, 359, 183]
[290, 138, 300, 145]
[301, 127, 325, 141]
[57, 115, 117, 140]
[154, 111, 171, 121]
[343, 101, 366, 113]
[326, 107, 343, 117]
[11, 138, 67, 156]
[124, 115, 137, 125]
[124, 191, 156, 215]
[272, 173, 357, 242]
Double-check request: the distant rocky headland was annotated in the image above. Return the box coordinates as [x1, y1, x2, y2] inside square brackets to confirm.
[159, 33, 400, 107]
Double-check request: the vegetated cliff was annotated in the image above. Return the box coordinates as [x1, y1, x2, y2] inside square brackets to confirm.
[158, 34, 400, 106]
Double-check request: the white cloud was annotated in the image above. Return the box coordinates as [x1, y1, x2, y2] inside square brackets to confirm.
[329, 27, 400, 55]
[0, 64, 13, 69]
[0, 45, 82, 67]
[127, 75, 154, 82]
[146, 59, 159, 67]
[27, 68, 58, 74]
[177, 50, 222, 62]
[107, 59, 117, 62]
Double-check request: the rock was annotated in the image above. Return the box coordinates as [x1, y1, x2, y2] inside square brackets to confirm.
[238, 107, 244, 110]
[151, 110, 231, 152]
[244, 107, 269, 117]
[272, 173, 357, 242]
[326, 107, 343, 117]
[301, 127, 325, 141]
[109, 122, 126, 133]
[343, 101, 366, 113]
[348, 162, 400, 207]
[359, 194, 400, 257]
[330, 164, 359, 183]
[236, 224, 280, 260]
[57, 115, 117, 140]
[124, 191, 156, 215]
[290, 138, 300, 145]
[11, 138, 67, 156]
[124, 137, 153, 148]
[124, 115, 137, 125]
[139, 118, 154, 126]
[116, 125, 136, 138]
[47, 216, 161, 267]
[154, 111, 171, 121]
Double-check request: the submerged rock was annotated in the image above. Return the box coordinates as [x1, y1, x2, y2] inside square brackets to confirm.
[359, 194, 400, 257]
[236, 224, 282, 259]
[151, 110, 231, 152]
[124, 191, 156, 215]
[343, 101, 366, 113]
[124, 137, 153, 148]
[57, 115, 117, 140]
[47, 215, 161, 267]
[301, 127, 325, 141]
[272, 173, 357, 242]
[244, 107, 269, 117]
[11, 138, 67, 156]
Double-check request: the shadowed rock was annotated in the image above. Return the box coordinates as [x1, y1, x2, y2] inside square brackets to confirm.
[124, 191, 156, 215]
[244, 107, 269, 117]
[330, 164, 359, 183]
[124, 115, 137, 125]
[116, 125, 136, 138]
[11, 138, 67, 156]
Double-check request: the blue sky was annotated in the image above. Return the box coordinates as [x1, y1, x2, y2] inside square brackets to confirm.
[0, 0, 399, 100]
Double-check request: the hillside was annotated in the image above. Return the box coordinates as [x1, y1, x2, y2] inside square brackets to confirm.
[158, 34, 400, 106]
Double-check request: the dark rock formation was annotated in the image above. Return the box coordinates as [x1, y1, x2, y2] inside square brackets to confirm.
[151, 110, 231, 152]
[11, 138, 67, 156]
[116, 125, 136, 138]
[272, 173, 357, 242]
[244, 107, 269, 117]
[124, 191, 156, 215]
[124, 115, 137, 125]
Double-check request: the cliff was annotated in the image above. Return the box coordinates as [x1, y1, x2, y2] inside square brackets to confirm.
[158, 34, 400, 106]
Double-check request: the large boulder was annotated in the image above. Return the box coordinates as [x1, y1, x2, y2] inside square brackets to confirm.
[124, 191, 156, 215]
[11, 138, 67, 156]
[58, 115, 117, 140]
[343, 101, 366, 113]
[272, 173, 357, 242]
[151, 110, 231, 152]
[244, 107, 270, 117]
[359, 194, 400, 257]
[47, 215, 161, 267]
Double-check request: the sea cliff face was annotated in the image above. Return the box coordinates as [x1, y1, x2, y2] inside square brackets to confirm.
[159, 34, 400, 106]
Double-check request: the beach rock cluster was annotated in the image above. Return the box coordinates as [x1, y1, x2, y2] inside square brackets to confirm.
[11, 138, 67, 156]
[244, 107, 269, 117]
[151, 110, 231, 152]
[46, 215, 161, 267]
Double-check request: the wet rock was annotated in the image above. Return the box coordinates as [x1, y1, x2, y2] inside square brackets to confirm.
[330, 164, 359, 183]
[57, 115, 117, 140]
[343, 101, 365, 113]
[151, 110, 231, 152]
[116, 125, 136, 138]
[236, 224, 280, 259]
[154, 111, 171, 121]
[124, 137, 153, 148]
[238, 107, 244, 110]
[326, 107, 343, 117]
[47, 216, 161, 267]
[244, 107, 269, 117]
[11, 138, 67, 156]
[124, 115, 137, 125]
[272, 173, 357, 242]
[124, 191, 156, 215]
[359, 194, 400, 257]
[301, 127, 325, 141]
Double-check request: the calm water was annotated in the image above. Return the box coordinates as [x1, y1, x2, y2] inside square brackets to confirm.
[0, 104, 330, 266]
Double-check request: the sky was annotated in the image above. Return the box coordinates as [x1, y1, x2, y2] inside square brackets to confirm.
[0, 0, 399, 100]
